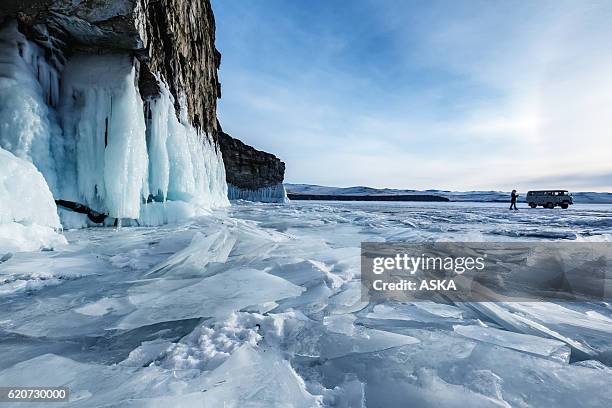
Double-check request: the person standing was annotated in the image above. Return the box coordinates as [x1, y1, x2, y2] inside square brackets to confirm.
[509, 189, 518, 210]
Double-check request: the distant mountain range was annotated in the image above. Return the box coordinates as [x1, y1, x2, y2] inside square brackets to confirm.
[285, 184, 612, 204]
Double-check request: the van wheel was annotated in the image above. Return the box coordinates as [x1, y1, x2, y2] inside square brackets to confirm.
[546, 202, 554, 209]
[529, 203, 537, 208]
[561, 203, 569, 209]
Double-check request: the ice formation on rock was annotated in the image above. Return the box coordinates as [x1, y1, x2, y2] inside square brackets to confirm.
[144, 79, 228, 209]
[228, 183, 289, 203]
[0, 22, 61, 193]
[0, 21, 228, 230]
[58, 53, 149, 220]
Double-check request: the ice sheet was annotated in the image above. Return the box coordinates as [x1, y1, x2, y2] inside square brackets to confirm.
[1, 201, 612, 407]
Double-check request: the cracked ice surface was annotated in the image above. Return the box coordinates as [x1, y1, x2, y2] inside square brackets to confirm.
[1, 201, 612, 407]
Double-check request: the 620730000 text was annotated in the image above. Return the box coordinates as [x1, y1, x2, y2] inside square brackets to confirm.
[0, 387, 69, 402]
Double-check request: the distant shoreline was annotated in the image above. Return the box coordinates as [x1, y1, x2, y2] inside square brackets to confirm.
[285, 184, 612, 204]
[286, 193, 450, 202]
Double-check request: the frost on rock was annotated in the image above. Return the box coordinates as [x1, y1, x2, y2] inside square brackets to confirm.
[228, 182, 289, 203]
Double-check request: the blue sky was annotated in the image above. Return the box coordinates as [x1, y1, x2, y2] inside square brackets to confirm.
[212, 0, 612, 191]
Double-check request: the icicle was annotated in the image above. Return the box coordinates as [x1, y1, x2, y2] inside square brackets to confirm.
[59, 53, 149, 220]
[227, 183, 289, 203]
[144, 78, 229, 211]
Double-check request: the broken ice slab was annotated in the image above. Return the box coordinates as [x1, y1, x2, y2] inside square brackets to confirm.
[318, 329, 612, 408]
[0, 345, 323, 407]
[320, 315, 420, 359]
[145, 230, 237, 279]
[367, 302, 467, 323]
[453, 324, 571, 363]
[467, 301, 612, 363]
[196, 345, 322, 407]
[0, 252, 108, 297]
[116, 268, 304, 330]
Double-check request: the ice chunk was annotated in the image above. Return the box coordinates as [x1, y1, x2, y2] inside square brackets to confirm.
[467, 302, 612, 361]
[0, 353, 202, 407]
[321, 324, 420, 360]
[367, 302, 465, 323]
[454, 324, 571, 362]
[74, 297, 127, 317]
[267, 259, 346, 314]
[0, 148, 65, 253]
[146, 230, 236, 278]
[0, 348, 322, 407]
[120, 339, 174, 368]
[0, 148, 60, 229]
[196, 345, 322, 407]
[319, 329, 612, 408]
[324, 281, 368, 315]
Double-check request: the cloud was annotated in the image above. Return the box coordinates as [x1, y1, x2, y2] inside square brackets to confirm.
[212, 0, 612, 191]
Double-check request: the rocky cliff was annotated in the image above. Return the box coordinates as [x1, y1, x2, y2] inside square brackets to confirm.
[218, 129, 288, 203]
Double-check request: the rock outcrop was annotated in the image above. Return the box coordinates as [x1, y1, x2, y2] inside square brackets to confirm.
[218, 130, 288, 203]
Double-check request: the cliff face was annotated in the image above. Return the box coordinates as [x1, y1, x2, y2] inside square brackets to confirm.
[218, 130, 285, 190]
[138, 0, 221, 132]
[1, 0, 220, 135]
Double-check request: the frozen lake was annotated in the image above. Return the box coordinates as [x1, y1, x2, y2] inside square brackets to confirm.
[1, 201, 611, 407]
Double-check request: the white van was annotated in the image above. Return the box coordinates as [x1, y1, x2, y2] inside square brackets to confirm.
[526, 190, 573, 209]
